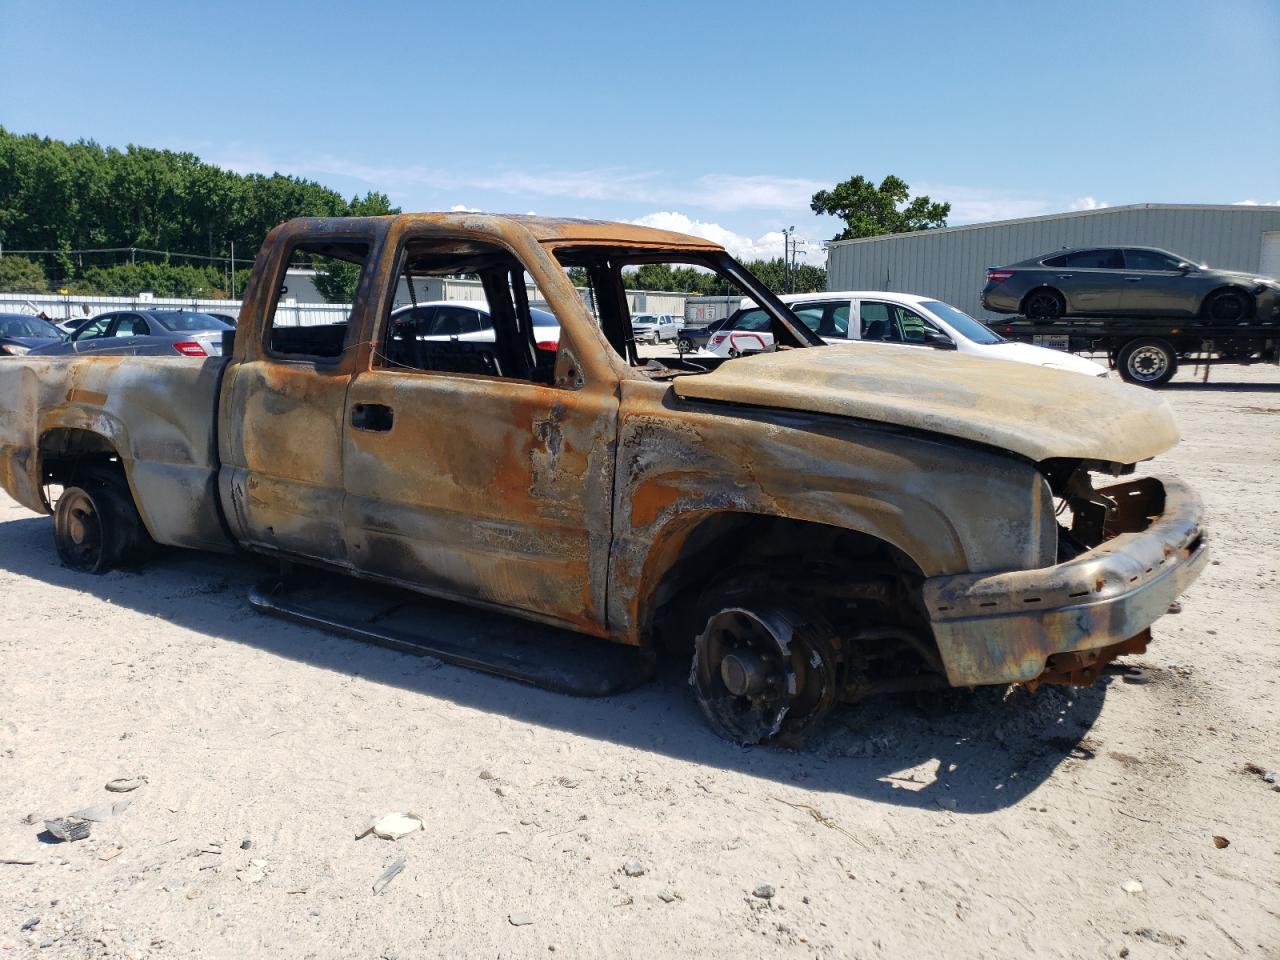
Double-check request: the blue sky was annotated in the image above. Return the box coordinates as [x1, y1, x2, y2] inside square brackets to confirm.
[3, 0, 1278, 263]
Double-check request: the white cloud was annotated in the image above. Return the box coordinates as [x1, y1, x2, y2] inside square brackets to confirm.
[1069, 196, 1109, 211]
[1234, 199, 1280, 206]
[204, 147, 822, 215]
[449, 203, 482, 212]
[629, 212, 825, 264]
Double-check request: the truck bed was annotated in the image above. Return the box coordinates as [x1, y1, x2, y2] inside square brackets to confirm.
[0, 355, 233, 552]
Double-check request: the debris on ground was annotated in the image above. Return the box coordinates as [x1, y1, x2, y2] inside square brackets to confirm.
[622, 861, 646, 877]
[69, 798, 132, 822]
[20, 918, 39, 932]
[753, 884, 776, 900]
[240, 839, 252, 850]
[508, 912, 534, 926]
[372, 858, 405, 895]
[658, 890, 678, 903]
[356, 813, 425, 841]
[44, 817, 91, 842]
[478, 769, 496, 780]
[98, 847, 124, 861]
[1121, 880, 1144, 894]
[238, 859, 269, 884]
[104, 777, 146, 793]
[1212, 835, 1230, 849]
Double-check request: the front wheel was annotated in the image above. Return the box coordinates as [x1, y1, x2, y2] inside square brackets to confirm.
[690, 596, 841, 746]
[1202, 288, 1252, 323]
[1117, 338, 1177, 387]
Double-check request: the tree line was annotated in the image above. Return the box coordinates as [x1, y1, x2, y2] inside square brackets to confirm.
[0, 125, 948, 301]
[0, 126, 395, 298]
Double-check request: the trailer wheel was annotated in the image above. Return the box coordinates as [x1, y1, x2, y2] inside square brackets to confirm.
[677, 336, 693, 353]
[52, 470, 151, 573]
[1118, 338, 1177, 387]
[1023, 288, 1065, 321]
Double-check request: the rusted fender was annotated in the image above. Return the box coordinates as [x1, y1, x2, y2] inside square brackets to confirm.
[609, 381, 1058, 643]
[0, 355, 233, 551]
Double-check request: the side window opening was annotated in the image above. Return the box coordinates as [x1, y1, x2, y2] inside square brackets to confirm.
[268, 240, 372, 360]
[377, 237, 551, 385]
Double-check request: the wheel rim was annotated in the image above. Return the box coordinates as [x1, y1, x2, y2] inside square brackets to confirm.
[1026, 291, 1061, 319]
[56, 489, 105, 570]
[1210, 294, 1244, 322]
[691, 607, 837, 744]
[1126, 345, 1170, 382]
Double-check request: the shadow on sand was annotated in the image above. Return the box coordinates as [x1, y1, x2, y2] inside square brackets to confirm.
[1, 513, 1109, 813]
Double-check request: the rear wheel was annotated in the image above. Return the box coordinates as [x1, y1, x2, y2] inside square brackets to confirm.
[1023, 288, 1065, 321]
[690, 591, 841, 746]
[1201, 288, 1252, 323]
[52, 471, 151, 573]
[676, 337, 693, 353]
[1117, 338, 1177, 387]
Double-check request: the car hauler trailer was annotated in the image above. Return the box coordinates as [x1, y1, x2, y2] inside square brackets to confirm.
[988, 315, 1280, 386]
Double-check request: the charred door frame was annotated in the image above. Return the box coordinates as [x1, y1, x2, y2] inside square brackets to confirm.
[337, 220, 623, 637]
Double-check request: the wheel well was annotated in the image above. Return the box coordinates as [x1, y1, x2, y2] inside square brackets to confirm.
[39, 428, 126, 489]
[645, 512, 941, 674]
[1203, 284, 1253, 304]
[1021, 286, 1063, 310]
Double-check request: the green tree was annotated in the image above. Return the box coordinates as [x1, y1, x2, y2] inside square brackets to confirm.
[810, 174, 949, 241]
[312, 257, 363, 304]
[0, 255, 49, 293]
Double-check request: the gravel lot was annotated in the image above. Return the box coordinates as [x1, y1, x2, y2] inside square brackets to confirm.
[1, 363, 1277, 959]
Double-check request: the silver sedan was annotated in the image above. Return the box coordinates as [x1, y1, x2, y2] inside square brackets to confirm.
[29, 310, 234, 358]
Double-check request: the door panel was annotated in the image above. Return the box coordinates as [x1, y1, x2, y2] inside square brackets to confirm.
[1056, 249, 1126, 313]
[1121, 250, 1196, 315]
[341, 371, 617, 635]
[219, 358, 354, 563]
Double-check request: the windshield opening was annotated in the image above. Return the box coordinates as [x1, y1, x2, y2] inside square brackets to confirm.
[549, 246, 821, 377]
[920, 300, 1004, 345]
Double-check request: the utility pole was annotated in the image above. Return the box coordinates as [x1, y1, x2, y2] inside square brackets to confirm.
[782, 226, 795, 293]
[230, 241, 236, 298]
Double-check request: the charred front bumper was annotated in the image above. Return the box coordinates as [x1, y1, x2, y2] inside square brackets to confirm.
[921, 476, 1207, 687]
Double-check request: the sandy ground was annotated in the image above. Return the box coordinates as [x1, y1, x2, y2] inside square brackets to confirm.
[1, 363, 1277, 960]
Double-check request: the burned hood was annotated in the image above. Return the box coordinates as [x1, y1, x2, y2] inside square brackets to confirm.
[672, 345, 1180, 464]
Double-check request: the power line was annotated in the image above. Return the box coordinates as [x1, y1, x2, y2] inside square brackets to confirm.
[0, 246, 247, 265]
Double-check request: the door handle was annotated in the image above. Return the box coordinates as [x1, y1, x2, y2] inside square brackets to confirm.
[1123, 277, 1142, 282]
[351, 402, 394, 432]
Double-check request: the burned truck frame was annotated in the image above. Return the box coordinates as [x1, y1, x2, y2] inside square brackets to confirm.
[0, 214, 1208, 744]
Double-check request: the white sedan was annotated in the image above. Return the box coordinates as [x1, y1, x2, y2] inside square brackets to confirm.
[729, 291, 1107, 376]
[390, 300, 561, 347]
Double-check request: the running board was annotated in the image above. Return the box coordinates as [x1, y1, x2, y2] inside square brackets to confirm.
[249, 574, 653, 698]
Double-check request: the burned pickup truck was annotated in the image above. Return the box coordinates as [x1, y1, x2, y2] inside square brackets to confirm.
[0, 214, 1207, 743]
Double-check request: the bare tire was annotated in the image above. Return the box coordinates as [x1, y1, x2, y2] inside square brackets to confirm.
[690, 593, 841, 746]
[53, 472, 151, 573]
[1117, 338, 1177, 387]
[1023, 288, 1065, 320]
[1202, 288, 1252, 323]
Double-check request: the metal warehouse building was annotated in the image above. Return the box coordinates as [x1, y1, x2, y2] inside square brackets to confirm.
[825, 203, 1280, 320]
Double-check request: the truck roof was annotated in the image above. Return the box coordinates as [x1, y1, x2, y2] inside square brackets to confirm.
[294, 212, 722, 250]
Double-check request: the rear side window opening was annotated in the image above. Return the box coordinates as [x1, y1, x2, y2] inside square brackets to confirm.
[267, 240, 373, 360]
